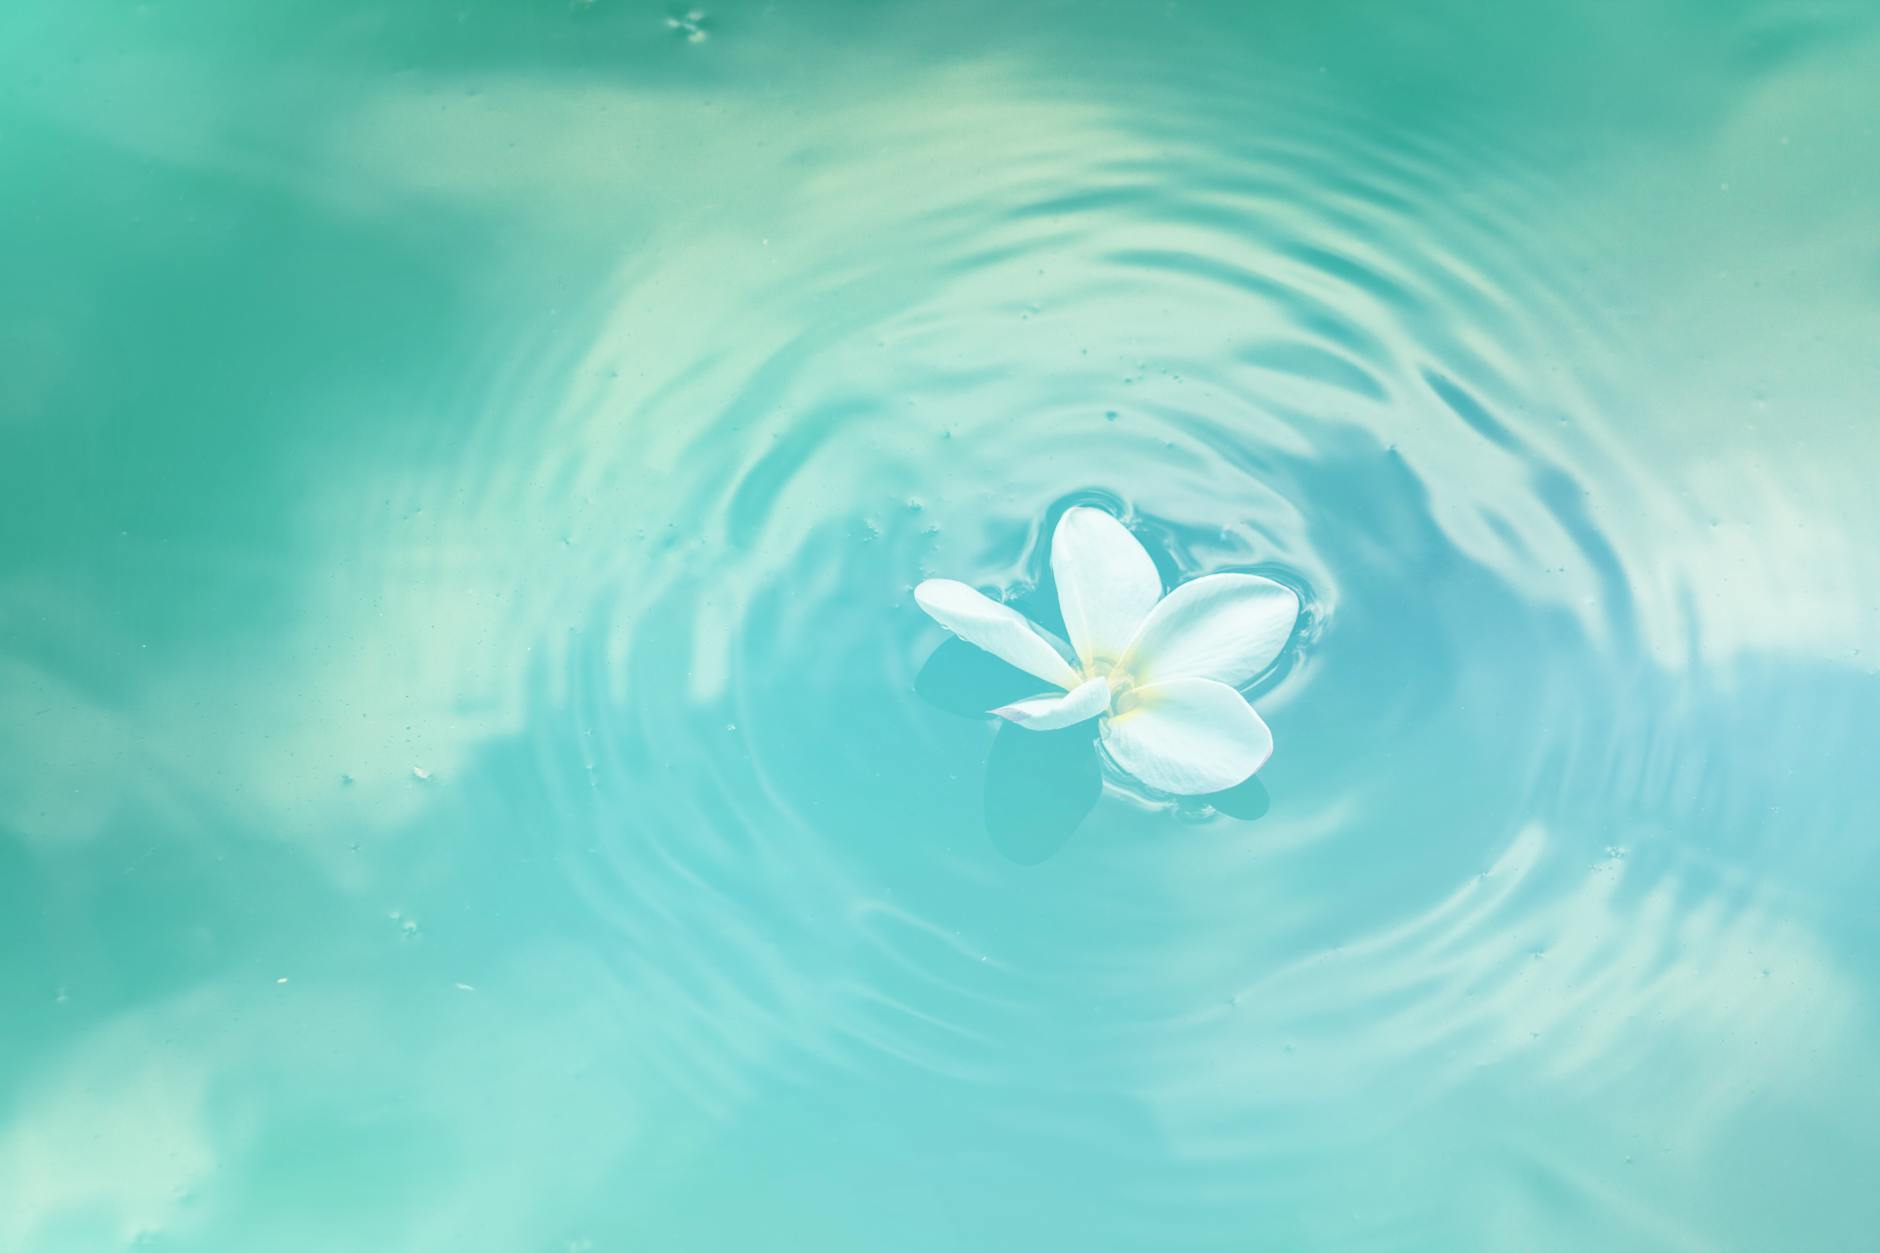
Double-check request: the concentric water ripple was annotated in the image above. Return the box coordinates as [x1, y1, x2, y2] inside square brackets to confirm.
[345, 44, 1797, 1199]
[13, 3, 1878, 1246]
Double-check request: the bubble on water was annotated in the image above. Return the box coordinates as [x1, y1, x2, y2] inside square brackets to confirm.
[411, 765, 432, 782]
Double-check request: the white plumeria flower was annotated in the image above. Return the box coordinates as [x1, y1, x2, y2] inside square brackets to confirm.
[914, 507, 1300, 796]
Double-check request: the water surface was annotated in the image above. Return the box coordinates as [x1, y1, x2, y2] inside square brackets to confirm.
[3, 2, 1879, 1250]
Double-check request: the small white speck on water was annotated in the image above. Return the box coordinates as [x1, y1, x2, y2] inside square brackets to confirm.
[275, 977, 289, 985]
[454, 982, 477, 993]
[411, 766, 432, 782]
[666, 9, 709, 41]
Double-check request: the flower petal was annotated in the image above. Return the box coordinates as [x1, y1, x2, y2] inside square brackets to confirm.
[1099, 677, 1273, 794]
[1051, 506, 1163, 669]
[991, 676, 1111, 731]
[914, 638, 1050, 719]
[914, 579, 1079, 689]
[1116, 573, 1299, 688]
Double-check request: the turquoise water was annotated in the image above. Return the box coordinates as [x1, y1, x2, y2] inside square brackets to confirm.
[5, 1, 1880, 1249]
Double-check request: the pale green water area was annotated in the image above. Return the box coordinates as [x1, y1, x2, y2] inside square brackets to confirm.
[5, 2, 1880, 1249]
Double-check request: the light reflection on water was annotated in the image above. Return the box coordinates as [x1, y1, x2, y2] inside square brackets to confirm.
[2, 1, 1878, 1249]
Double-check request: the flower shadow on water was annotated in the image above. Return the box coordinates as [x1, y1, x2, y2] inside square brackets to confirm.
[984, 722, 1102, 864]
[916, 638, 1267, 864]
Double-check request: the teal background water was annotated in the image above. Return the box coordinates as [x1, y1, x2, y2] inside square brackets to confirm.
[4, 2, 1880, 1249]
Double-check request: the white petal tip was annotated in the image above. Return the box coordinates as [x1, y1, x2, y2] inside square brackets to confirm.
[990, 677, 1110, 731]
[911, 578, 1079, 689]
